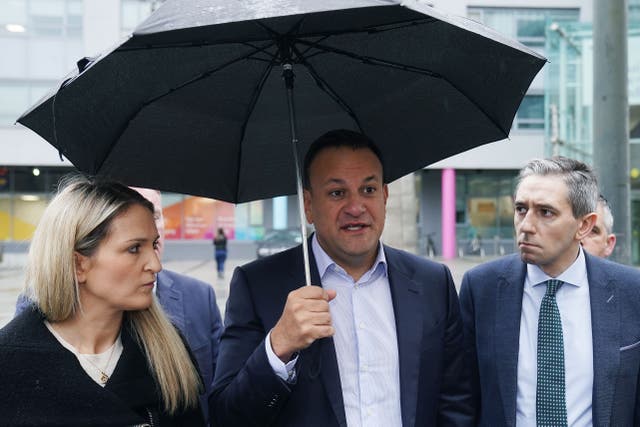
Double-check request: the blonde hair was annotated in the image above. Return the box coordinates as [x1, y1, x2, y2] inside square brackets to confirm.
[25, 174, 201, 413]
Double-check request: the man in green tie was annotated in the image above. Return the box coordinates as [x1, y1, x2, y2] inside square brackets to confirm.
[459, 157, 640, 426]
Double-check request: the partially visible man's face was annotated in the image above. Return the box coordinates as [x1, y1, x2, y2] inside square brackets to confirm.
[131, 188, 165, 259]
[303, 146, 388, 279]
[514, 174, 595, 277]
[581, 202, 616, 258]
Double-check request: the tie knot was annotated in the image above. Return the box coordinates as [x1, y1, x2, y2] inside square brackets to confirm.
[545, 279, 563, 296]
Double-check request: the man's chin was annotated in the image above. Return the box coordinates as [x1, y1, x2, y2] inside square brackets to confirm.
[519, 252, 537, 265]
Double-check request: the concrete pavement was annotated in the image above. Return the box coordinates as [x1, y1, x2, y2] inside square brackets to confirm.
[0, 252, 489, 328]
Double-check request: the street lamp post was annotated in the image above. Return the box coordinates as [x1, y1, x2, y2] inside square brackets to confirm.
[593, 0, 630, 264]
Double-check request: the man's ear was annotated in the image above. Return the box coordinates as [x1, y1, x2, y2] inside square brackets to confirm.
[74, 252, 90, 284]
[303, 189, 314, 225]
[576, 212, 597, 240]
[604, 233, 617, 257]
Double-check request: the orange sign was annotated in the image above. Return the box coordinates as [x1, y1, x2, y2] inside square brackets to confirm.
[163, 196, 235, 240]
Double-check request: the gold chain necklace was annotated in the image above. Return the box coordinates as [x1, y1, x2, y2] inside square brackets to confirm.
[79, 342, 117, 384]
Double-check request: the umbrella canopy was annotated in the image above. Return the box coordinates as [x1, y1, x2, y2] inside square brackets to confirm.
[18, 0, 545, 204]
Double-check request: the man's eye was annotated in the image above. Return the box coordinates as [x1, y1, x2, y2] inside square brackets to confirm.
[541, 209, 553, 217]
[329, 190, 344, 198]
[153, 240, 160, 250]
[515, 206, 526, 214]
[363, 186, 376, 194]
[128, 244, 140, 254]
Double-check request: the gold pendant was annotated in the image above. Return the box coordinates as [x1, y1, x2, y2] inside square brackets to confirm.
[100, 372, 109, 383]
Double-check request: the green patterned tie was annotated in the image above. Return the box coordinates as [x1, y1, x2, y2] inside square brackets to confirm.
[536, 279, 567, 426]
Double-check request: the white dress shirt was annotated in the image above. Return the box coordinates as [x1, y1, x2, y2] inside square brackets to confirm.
[516, 247, 593, 426]
[265, 235, 402, 427]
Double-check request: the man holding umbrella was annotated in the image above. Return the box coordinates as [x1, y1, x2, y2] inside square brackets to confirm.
[212, 129, 473, 426]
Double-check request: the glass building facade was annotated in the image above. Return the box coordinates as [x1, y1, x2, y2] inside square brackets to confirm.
[0, 0, 277, 243]
[0, 0, 83, 126]
[545, 4, 640, 262]
[438, 7, 581, 255]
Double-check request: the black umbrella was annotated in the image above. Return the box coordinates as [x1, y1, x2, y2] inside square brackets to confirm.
[18, 0, 545, 285]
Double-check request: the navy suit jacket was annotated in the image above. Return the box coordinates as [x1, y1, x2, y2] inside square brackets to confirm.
[459, 253, 640, 426]
[211, 242, 474, 427]
[155, 269, 223, 424]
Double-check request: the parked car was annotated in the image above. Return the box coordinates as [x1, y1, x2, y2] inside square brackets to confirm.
[256, 228, 303, 258]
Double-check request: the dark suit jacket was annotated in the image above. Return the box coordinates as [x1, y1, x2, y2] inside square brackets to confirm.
[14, 269, 223, 425]
[156, 269, 223, 424]
[0, 308, 204, 426]
[459, 253, 640, 426]
[211, 243, 473, 427]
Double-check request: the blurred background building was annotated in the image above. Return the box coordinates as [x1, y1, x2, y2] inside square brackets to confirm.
[1, 0, 639, 261]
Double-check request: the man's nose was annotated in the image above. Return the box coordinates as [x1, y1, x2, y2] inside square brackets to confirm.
[518, 211, 536, 234]
[343, 193, 366, 216]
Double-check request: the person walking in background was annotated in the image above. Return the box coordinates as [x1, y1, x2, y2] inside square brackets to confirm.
[581, 194, 617, 258]
[14, 186, 223, 426]
[0, 176, 204, 425]
[211, 129, 473, 427]
[213, 227, 227, 278]
[459, 157, 640, 426]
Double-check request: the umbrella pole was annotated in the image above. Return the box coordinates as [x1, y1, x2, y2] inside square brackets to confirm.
[283, 63, 312, 287]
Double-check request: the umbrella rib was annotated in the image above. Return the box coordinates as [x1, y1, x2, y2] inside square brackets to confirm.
[137, 42, 276, 108]
[120, 18, 438, 51]
[93, 42, 277, 172]
[242, 42, 279, 61]
[292, 44, 364, 133]
[296, 39, 509, 136]
[234, 55, 279, 201]
[301, 18, 439, 40]
[296, 38, 441, 77]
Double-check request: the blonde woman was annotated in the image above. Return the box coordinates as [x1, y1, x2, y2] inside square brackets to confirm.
[0, 176, 204, 426]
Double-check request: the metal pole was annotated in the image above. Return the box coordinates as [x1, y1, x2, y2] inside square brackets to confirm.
[593, 0, 630, 264]
[283, 63, 312, 287]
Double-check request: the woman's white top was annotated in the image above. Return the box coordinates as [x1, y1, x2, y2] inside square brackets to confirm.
[44, 320, 123, 387]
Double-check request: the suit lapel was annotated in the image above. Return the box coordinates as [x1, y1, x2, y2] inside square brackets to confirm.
[386, 247, 422, 427]
[495, 258, 526, 427]
[586, 255, 619, 426]
[293, 240, 347, 427]
[156, 271, 186, 335]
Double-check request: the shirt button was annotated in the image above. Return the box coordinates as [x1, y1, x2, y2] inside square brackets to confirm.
[358, 322, 365, 329]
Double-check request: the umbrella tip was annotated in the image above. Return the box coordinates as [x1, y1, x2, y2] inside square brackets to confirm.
[77, 57, 94, 73]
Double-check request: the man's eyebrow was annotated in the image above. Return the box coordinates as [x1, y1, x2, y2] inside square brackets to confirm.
[322, 178, 346, 186]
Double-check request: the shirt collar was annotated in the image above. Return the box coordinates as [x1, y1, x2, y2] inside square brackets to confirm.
[527, 246, 588, 288]
[311, 233, 387, 280]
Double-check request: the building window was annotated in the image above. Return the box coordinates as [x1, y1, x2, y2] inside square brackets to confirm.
[455, 171, 517, 245]
[515, 94, 544, 130]
[630, 0, 640, 23]
[0, 166, 75, 240]
[466, 7, 579, 49]
[516, 18, 546, 47]
[467, 7, 579, 134]
[121, 0, 165, 35]
[0, 0, 82, 126]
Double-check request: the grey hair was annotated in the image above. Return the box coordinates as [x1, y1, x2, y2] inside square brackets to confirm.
[598, 195, 614, 233]
[516, 156, 598, 218]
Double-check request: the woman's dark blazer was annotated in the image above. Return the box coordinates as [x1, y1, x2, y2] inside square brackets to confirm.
[0, 307, 204, 426]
